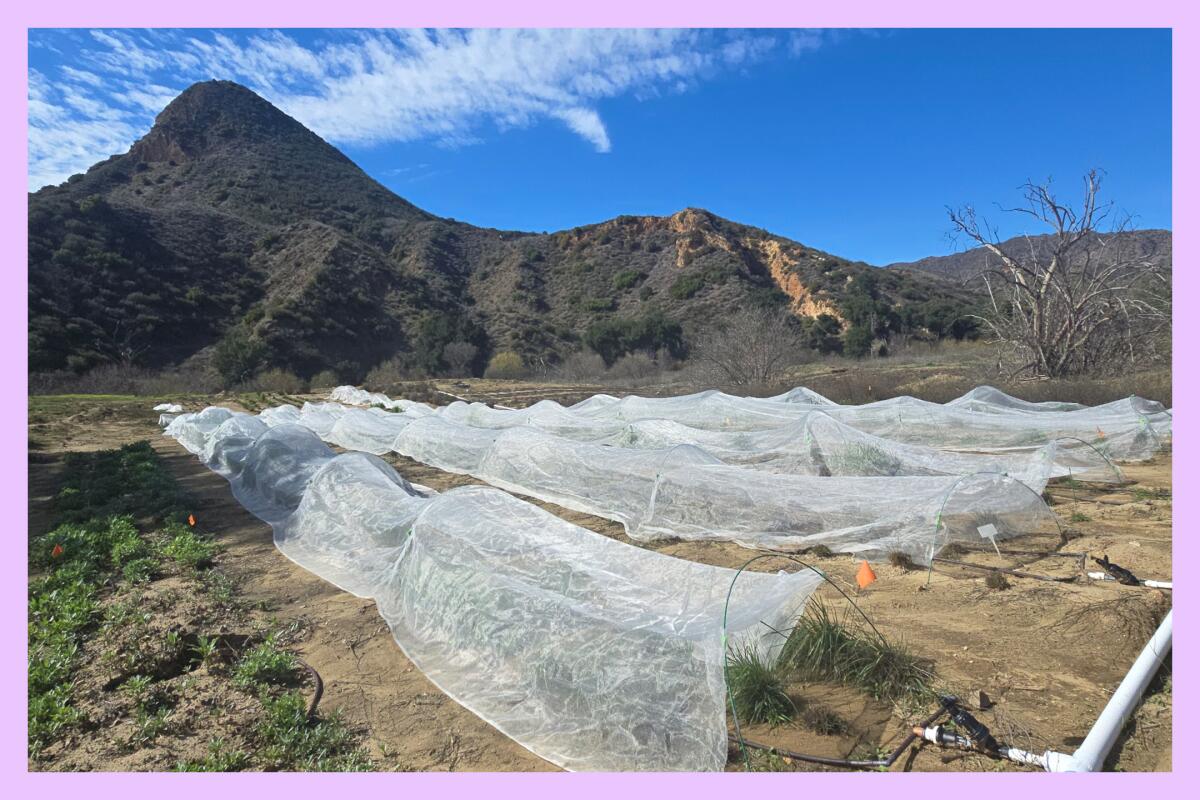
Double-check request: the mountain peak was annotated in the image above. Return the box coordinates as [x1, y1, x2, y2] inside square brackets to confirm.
[129, 80, 336, 164]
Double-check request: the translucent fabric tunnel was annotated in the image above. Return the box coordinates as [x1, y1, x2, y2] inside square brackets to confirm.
[163, 409, 821, 771]
[399, 385, 1170, 465]
[324, 388, 1118, 482]
[389, 420, 1060, 560]
[252, 403, 1059, 562]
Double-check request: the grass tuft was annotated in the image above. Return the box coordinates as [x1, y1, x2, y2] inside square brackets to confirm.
[726, 646, 795, 725]
[985, 571, 1011, 591]
[780, 598, 933, 703]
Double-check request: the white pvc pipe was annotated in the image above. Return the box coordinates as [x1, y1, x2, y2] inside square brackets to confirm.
[1088, 571, 1173, 590]
[1038, 609, 1173, 772]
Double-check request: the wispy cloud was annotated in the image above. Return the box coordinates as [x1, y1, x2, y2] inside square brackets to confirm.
[28, 28, 841, 190]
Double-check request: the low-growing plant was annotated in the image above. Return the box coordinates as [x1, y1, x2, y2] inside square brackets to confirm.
[54, 442, 182, 524]
[256, 692, 373, 771]
[122, 556, 158, 583]
[122, 674, 153, 702]
[29, 442, 187, 759]
[162, 523, 218, 570]
[235, 635, 297, 687]
[985, 571, 1011, 591]
[175, 738, 252, 772]
[203, 570, 239, 607]
[28, 685, 83, 757]
[129, 706, 172, 747]
[801, 705, 849, 736]
[193, 635, 220, 666]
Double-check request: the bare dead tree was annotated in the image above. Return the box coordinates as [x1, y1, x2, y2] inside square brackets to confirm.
[99, 317, 151, 366]
[691, 306, 809, 386]
[441, 341, 479, 377]
[948, 170, 1170, 378]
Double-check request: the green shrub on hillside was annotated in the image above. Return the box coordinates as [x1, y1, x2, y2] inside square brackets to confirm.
[843, 325, 874, 359]
[213, 326, 266, 387]
[612, 269, 645, 291]
[484, 351, 527, 380]
[583, 311, 684, 366]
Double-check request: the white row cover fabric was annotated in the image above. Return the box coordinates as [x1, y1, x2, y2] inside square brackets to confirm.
[329, 385, 434, 416]
[259, 404, 1059, 561]
[152, 402, 183, 413]
[359, 384, 1167, 465]
[163, 409, 821, 771]
[389, 420, 1059, 560]
[945, 386, 1087, 414]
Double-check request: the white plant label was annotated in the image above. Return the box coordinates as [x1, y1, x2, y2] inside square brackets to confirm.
[977, 523, 1002, 556]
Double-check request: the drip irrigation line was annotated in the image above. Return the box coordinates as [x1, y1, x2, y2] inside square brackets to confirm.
[931, 556, 1077, 583]
[732, 706, 947, 770]
[721, 553, 890, 772]
[296, 658, 325, 721]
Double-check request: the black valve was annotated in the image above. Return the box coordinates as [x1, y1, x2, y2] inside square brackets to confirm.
[1094, 554, 1140, 586]
[939, 695, 999, 753]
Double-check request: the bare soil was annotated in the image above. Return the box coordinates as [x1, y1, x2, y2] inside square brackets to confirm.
[27, 384, 1172, 772]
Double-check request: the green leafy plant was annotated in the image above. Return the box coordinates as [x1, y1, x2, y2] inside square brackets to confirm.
[256, 692, 373, 771]
[162, 523, 218, 570]
[193, 635, 220, 666]
[235, 635, 297, 687]
[174, 738, 252, 772]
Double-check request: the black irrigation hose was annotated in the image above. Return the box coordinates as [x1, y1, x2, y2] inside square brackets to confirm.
[296, 658, 324, 721]
[931, 556, 1079, 583]
[732, 706, 947, 770]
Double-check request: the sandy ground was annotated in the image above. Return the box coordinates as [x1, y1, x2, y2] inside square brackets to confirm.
[27, 390, 1172, 772]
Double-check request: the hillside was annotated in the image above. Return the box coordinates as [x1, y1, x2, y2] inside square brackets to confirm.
[29, 80, 979, 382]
[885, 229, 1172, 280]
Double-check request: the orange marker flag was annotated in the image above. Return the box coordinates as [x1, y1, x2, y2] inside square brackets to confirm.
[187, 514, 196, 527]
[856, 560, 877, 589]
[51, 544, 64, 559]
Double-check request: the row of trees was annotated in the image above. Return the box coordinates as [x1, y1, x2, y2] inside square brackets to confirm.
[209, 292, 976, 388]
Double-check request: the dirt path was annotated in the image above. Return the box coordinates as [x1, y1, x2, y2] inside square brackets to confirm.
[28, 395, 1172, 772]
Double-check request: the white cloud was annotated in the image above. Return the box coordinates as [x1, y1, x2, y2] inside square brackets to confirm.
[553, 108, 611, 152]
[28, 28, 842, 190]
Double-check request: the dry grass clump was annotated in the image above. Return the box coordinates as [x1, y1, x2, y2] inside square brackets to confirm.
[985, 571, 1011, 591]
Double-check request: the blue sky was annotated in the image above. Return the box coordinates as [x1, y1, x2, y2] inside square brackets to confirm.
[28, 28, 1171, 264]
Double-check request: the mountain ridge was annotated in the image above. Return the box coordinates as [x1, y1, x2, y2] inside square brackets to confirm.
[884, 229, 1173, 280]
[30, 80, 984, 380]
